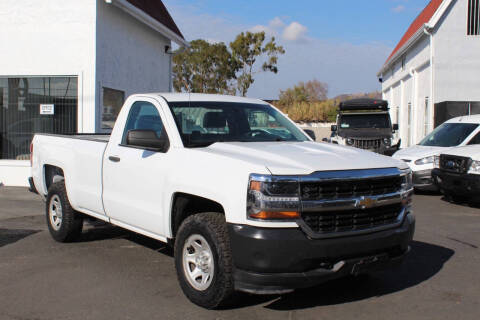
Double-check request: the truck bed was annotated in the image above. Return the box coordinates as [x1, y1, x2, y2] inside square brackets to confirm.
[36, 133, 110, 143]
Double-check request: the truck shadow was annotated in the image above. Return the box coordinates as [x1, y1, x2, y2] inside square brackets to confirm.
[439, 196, 480, 209]
[258, 240, 454, 310]
[78, 224, 454, 311]
[80, 221, 173, 256]
[0, 228, 41, 248]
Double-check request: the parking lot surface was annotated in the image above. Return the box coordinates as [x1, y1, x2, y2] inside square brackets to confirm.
[1, 186, 479, 320]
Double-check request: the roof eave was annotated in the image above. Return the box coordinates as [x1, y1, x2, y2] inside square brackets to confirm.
[108, 0, 190, 47]
[377, 0, 455, 78]
[377, 25, 427, 77]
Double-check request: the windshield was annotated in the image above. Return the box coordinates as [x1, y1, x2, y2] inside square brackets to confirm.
[168, 101, 308, 147]
[419, 122, 478, 147]
[339, 114, 391, 129]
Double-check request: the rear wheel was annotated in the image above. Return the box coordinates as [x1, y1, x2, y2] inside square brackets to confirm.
[46, 181, 83, 242]
[174, 212, 234, 309]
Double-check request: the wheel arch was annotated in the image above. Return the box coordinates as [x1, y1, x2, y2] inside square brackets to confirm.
[170, 192, 225, 238]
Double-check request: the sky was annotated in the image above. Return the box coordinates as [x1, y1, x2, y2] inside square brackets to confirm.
[163, 0, 431, 99]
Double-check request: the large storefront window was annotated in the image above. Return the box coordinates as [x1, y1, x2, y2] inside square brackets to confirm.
[102, 87, 125, 130]
[0, 77, 77, 160]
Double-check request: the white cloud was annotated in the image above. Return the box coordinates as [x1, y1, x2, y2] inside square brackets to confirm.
[250, 24, 271, 34]
[249, 17, 286, 36]
[392, 5, 406, 13]
[282, 22, 308, 42]
[269, 17, 285, 29]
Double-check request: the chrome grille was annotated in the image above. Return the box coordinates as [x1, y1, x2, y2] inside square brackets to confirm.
[302, 203, 402, 234]
[296, 168, 407, 238]
[353, 138, 382, 150]
[300, 176, 402, 200]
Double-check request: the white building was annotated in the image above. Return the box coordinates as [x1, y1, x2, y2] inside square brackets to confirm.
[0, 0, 187, 186]
[378, 0, 480, 148]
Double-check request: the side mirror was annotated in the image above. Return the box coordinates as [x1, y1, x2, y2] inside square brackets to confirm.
[304, 129, 316, 141]
[331, 125, 338, 132]
[126, 129, 169, 152]
[393, 124, 399, 131]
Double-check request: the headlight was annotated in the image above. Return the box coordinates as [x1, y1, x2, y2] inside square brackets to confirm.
[415, 156, 435, 165]
[468, 160, 480, 174]
[383, 138, 391, 146]
[400, 169, 414, 206]
[434, 155, 440, 168]
[346, 138, 354, 146]
[247, 174, 300, 220]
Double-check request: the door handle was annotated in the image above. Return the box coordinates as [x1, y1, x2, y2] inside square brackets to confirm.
[108, 156, 121, 163]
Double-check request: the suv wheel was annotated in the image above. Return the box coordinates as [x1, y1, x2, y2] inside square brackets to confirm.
[46, 181, 83, 242]
[174, 212, 234, 309]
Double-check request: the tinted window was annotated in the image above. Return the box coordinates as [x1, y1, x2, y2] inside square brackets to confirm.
[419, 123, 478, 147]
[339, 114, 391, 129]
[168, 102, 308, 148]
[468, 131, 480, 145]
[122, 102, 165, 144]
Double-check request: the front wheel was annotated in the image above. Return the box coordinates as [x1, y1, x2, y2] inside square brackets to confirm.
[174, 212, 234, 309]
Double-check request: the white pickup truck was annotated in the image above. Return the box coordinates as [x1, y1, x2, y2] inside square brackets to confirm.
[30, 93, 415, 309]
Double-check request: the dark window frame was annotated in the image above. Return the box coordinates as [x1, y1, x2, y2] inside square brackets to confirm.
[101, 87, 125, 130]
[468, 0, 480, 36]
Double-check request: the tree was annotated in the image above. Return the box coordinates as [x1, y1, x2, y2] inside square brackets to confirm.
[278, 80, 328, 105]
[303, 79, 328, 101]
[230, 31, 285, 97]
[173, 40, 238, 94]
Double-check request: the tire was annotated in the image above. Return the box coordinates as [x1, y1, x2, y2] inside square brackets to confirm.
[46, 181, 83, 242]
[174, 212, 234, 309]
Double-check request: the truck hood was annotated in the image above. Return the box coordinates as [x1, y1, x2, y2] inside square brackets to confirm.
[201, 141, 407, 175]
[393, 145, 450, 161]
[440, 145, 480, 159]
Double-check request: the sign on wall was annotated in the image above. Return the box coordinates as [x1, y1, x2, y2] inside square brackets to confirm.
[40, 104, 55, 115]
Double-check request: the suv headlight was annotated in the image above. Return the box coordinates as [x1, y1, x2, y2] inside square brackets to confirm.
[383, 138, 391, 146]
[415, 156, 434, 165]
[434, 155, 440, 168]
[346, 138, 354, 146]
[247, 174, 300, 220]
[468, 160, 480, 174]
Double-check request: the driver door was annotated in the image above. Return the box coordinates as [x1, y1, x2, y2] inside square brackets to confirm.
[103, 99, 171, 237]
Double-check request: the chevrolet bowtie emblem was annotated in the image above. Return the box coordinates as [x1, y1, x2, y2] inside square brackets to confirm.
[356, 196, 376, 209]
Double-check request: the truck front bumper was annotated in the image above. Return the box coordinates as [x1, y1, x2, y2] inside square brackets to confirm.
[228, 213, 415, 294]
[432, 168, 480, 197]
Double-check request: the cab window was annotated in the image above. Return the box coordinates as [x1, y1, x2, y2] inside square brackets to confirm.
[122, 101, 165, 144]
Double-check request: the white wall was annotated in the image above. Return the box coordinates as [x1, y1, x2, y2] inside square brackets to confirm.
[0, 0, 97, 186]
[434, 0, 480, 102]
[381, 35, 432, 147]
[96, 0, 172, 132]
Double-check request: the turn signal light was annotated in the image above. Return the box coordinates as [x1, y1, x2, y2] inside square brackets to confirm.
[249, 211, 300, 220]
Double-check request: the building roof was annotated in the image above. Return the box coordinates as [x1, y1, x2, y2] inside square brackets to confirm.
[126, 0, 184, 40]
[380, 0, 444, 73]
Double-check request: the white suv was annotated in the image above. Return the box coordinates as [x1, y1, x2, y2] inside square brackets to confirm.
[393, 114, 480, 191]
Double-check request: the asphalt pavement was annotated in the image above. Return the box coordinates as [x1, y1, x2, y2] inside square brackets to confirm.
[0, 186, 479, 320]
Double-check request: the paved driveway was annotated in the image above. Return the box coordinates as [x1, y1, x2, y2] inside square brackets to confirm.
[0, 187, 479, 320]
